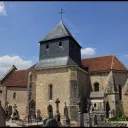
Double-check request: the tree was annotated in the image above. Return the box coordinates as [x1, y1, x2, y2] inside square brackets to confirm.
[116, 104, 123, 117]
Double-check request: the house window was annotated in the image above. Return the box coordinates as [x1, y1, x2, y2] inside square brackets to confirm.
[94, 82, 99, 92]
[13, 92, 16, 99]
[59, 42, 62, 47]
[49, 85, 53, 100]
[119, 85, 122, 100]
[46, 44, 49, 49]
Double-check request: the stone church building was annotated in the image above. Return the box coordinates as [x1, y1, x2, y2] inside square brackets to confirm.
[0, 20, 128, 121]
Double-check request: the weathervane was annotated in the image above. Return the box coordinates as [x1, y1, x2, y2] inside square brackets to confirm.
[59, 7, 64, 21]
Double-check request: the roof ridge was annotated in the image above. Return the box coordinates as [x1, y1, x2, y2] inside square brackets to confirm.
[0, 65, 17, 82]
[15, 69, 29, 72]
[82, 54, 115, 60]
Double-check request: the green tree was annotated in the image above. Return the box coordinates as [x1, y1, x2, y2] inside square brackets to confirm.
[116, 104, 123, 117]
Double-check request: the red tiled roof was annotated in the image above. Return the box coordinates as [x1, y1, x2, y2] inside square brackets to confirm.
[3, 70, 30, 87]
[81, 55, 127, 72]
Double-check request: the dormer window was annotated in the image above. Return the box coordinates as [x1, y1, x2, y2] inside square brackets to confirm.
[59, 42, 62, 47]
[46, 44, 49, 49]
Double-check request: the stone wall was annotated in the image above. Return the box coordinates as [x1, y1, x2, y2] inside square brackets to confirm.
[90, 71, 128, 116]
[34, 67, 71, 118]
[6, 87, 27, 116]
[33, 66, 90, 121]
[68, 67, 90, 120]
[113, 71, 128, 116]
[90, 72, 109, 92]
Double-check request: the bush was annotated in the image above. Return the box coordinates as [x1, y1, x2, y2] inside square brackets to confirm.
[110, 116, 128, 121]
[116, 105, 123, 117]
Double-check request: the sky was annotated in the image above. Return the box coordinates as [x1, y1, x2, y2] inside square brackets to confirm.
[0, 1, 128, 77]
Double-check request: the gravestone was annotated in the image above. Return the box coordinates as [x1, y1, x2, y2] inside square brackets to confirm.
[63, 102, 70, 126]
[4, 101, 9, 119]
[28, 99, 36, 122]
[83, 113, 89, 127]
[77, 98, 84, 127]
[45, 103, 58, 127]
[12, 104, 20, 120]
[47, 103, 53, 118]
[8, 105, 12, 120]
[94, 115, 98, 125]
[36, 109, 42, 121]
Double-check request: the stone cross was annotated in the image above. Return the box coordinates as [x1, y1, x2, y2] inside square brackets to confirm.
[58, 7, 64, 21]
[55, 98, 60, 114]
[55, 98, 61, 124]
[12, 104, 19, 120]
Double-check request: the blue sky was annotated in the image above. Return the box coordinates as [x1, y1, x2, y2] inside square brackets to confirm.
[0, 1, 128, 76]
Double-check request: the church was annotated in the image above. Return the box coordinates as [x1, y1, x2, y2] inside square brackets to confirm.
[0, 19, 128, 121]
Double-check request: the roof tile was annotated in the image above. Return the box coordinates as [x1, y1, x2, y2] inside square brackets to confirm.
[81, 55, 127, 72]
[3, 70, 30, 87]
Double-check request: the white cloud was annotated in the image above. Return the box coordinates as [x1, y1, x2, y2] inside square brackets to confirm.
[0, 1, 7, 16]
[0, 55, 33, 77]
[81, 47, 96, 56]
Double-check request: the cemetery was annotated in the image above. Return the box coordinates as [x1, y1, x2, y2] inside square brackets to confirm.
[0, 5, 128, 128]
[0, 98, 128, 127]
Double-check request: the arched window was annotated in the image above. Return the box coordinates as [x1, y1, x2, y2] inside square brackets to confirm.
[94, 82, 99, 92]
[49, 84, 53, 100]
[119, 85, 122, 100]
[13, 92, 16, 99]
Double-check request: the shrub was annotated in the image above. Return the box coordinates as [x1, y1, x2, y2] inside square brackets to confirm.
[110, 116, 128, 121]
[116, 105, 123, 117]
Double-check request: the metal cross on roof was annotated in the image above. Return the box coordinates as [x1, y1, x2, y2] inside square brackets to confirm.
[59, 7, 64, 21]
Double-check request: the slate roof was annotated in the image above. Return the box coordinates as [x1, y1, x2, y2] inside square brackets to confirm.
[34, 56, 78, 69]
[90, 91, 104, 99]
[39, 21, 81, 48]
[81, 55, 127, 72]
[2, 70, 30, 87]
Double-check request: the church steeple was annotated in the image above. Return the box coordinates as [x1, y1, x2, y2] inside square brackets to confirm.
[35, 15, 82, 69]
[39, 20, 81, 48]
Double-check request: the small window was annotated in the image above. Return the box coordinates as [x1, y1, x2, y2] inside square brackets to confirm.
[59, 42, 62, 47]
[94, 82, 99, 92]
[13, 92, 16, 99]
[46, 44, 49, 49]
[119, 85, 122, 100]
[49, 85, 53, 100]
